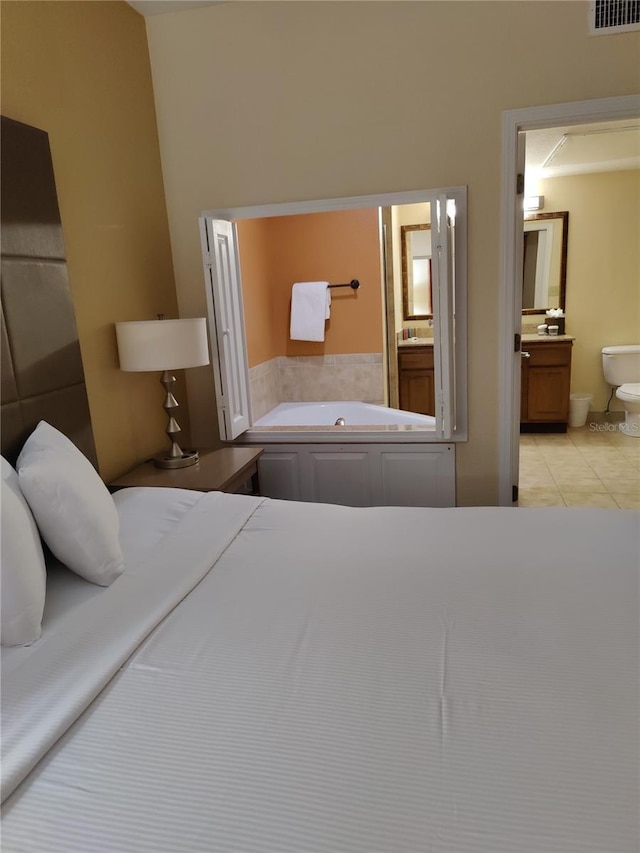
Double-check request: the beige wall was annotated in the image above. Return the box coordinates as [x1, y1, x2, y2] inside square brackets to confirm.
[539, 169, 640, 410]
[145, 1, 639, 504]
[1, 0, 180, 481]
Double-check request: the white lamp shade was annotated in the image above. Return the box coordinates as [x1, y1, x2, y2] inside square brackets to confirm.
[116, 318, 210, 372]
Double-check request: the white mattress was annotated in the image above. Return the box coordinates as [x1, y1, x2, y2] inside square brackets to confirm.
[2, 491, 638, 852]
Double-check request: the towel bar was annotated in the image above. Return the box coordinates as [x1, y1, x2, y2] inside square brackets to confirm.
[328, 280, 360, 290]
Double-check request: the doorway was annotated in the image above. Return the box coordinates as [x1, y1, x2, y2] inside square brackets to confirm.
[520, 118, 640, 508]
[499, 94, 640, 506]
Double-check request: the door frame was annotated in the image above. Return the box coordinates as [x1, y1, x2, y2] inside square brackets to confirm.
[498, 93, 640, 506]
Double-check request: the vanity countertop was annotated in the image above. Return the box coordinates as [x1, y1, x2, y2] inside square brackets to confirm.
[399, 334, 574, 347]
[522, 333, 575, 343]
[397, 338, 434, 348]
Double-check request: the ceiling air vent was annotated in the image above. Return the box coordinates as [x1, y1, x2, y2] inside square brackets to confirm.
[589, 0, 640, 34]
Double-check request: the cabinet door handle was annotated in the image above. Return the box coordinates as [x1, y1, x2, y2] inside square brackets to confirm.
[521, 351, 531, 358]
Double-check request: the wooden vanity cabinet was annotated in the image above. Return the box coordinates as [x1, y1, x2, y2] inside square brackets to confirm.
[398, 345, 435, 416]
[520, 339, 573, 431]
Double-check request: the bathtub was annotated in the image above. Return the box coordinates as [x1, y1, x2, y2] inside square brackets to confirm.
[254, 401, 436, 428]
[242, 401, 451, 507]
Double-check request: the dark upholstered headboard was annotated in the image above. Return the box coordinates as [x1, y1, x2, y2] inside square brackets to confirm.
[1, 116, 97, 467]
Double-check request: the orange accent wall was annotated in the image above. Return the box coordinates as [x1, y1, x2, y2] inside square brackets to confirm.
[238, 209, 383, 367]
[235, 218, 278, 366]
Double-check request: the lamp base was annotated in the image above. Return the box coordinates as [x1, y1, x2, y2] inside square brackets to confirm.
[154, 449, 199, 469]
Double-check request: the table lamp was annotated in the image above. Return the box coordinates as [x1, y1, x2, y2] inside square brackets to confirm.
[115, 316, 210, 468]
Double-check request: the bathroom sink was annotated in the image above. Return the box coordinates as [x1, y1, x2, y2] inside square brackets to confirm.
[397, 338, 432, 347]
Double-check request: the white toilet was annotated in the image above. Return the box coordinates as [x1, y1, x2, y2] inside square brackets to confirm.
[601, 345, 640, 437]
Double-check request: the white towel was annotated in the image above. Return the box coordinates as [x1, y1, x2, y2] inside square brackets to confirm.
[289, 281, 330, 342]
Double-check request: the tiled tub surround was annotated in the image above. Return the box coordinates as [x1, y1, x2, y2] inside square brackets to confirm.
[248, 359, 281, 422]
[248, 354, 384, 422]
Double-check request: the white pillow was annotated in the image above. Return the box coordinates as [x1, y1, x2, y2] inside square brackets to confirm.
[17, 422, 124, 587]
[1, 456, 47, 646]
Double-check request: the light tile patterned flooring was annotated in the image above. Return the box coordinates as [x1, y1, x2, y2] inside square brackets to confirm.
[519, 422, 640, 509]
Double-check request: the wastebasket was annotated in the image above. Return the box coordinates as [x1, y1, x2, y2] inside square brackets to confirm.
[569, 393, 592, 428]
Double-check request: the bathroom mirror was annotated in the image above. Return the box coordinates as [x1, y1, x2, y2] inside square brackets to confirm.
[401, 224, 432, 320]
[522, 211, 568, 314]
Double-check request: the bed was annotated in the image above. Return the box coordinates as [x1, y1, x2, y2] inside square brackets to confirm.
[1, 116, 639, 853]
[2, 476, 639, 852]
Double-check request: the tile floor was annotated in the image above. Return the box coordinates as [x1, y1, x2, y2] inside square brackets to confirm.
[519, 419, 640, 509]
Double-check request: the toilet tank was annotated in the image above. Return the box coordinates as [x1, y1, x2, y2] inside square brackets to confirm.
[602, 345, 640, 385]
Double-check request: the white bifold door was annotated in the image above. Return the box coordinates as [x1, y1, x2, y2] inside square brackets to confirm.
[430, 194, 456, 439]
[199, 218, 251, 440]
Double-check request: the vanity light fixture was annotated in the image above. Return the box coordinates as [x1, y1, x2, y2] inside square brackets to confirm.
[115, 316, 210, 468]
[524, 195, 545, 212]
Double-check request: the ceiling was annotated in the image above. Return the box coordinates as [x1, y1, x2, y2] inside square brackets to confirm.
[526, 119, 640, 178]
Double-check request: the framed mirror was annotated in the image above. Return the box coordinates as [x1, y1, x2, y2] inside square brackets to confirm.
[401, 224, 432, 319]
[522, 211, 568, 314]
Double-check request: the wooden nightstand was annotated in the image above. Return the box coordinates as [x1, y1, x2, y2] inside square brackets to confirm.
[110, 446, 264, 495]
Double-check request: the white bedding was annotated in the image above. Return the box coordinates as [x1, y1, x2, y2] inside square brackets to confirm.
[1, 490, 638, 852]
[1, 489, 261, 803]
